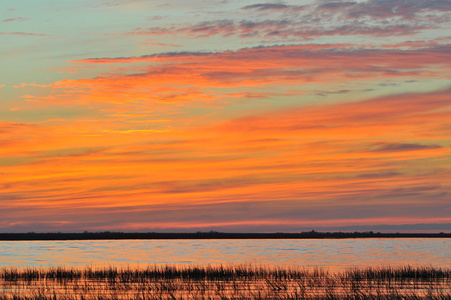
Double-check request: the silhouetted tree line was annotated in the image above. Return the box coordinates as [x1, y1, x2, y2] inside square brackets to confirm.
[0, 230, 449, 241]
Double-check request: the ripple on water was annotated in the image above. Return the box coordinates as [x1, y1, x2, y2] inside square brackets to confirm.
[0, 238, 449, 270]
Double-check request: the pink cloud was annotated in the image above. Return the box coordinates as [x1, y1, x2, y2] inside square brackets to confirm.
[2, 17, 29, 22]
[0, 32, 46, 37]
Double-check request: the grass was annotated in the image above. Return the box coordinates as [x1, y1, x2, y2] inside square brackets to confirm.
[0, 265, 450, 299]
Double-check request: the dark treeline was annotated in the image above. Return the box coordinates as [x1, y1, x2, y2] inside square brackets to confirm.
[0, 231, 450, 241]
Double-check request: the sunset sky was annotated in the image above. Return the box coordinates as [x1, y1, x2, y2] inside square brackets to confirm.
[1, 0, 450, 233]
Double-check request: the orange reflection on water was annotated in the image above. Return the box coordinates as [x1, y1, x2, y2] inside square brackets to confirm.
[0, 239, 449, 273]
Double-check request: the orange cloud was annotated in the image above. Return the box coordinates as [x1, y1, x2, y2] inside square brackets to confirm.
[2, 0, 451, 234]
[3, 42, 450, 232]
[27, 44, 447, 115]
[1, 86, 449, 232]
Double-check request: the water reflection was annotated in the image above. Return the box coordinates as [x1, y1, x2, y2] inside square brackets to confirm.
[0, 239, 449, 271]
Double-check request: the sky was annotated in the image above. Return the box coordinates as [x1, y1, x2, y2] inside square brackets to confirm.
[1, 0, 450, 233]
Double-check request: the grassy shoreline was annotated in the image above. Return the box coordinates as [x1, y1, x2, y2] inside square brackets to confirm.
[1, 265, 450, 299]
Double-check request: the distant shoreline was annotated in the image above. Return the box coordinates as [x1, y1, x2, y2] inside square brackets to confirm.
[0, 231, 450, 241]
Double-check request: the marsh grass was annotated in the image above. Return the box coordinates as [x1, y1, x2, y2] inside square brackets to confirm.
[0, 265, 449, 299]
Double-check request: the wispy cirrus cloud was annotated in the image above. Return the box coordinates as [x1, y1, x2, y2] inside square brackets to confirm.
[127, 19, 432, 40]
[136, 41, 182, 47]
[2, 17, 29, 22]
[1, 85, 450, 231]
[3, 0, 450, 232]
[0, 32, 47, 37]
[371, 143, 443, 152]
[213, 87, 451, 139]
[339, 0, 451, 20]
[245, 0, 451, 20]
[123, 0, 451, 42]
[242, 3, 294, 10]
[61, 44, 451, 106]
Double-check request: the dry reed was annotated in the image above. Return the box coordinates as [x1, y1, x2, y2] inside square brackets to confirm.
[0, 265, 449, 299]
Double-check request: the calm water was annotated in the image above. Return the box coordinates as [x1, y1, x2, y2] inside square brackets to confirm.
[0, 239, 449, 271]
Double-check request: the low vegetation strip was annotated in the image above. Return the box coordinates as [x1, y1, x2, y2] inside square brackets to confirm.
[0, 265, 450, 299]
[0, 231, 450, 240]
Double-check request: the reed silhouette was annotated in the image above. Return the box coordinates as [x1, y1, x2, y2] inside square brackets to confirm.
[0, 265, 449, 299]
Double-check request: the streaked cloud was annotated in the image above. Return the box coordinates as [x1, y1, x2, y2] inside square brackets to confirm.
[44, 44, 450, 114]
[242, 3, 293, 11]
[371, 143, 443, 152]
[1, 0, 450, 232]
[0, 32, 47, 36]
[124, 0, 451, 41]
[2, 17, 29, 22]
